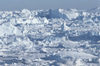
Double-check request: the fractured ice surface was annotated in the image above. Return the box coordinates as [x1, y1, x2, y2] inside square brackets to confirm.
[0, 8, 100, 66]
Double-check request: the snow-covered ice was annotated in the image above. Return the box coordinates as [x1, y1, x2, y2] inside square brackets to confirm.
[0, 8, 100, 66]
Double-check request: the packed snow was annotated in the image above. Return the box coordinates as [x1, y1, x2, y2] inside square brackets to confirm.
[0, 8, 100, 66]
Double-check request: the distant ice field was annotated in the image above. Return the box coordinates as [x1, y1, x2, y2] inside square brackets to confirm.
[0, 8, 100, 66]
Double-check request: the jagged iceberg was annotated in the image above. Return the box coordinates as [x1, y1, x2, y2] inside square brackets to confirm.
[0, 8, 100, 66]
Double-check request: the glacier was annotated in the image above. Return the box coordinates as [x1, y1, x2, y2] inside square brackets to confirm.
[0, 8, 100, 66]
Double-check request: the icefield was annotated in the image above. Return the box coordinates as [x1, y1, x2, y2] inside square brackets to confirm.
[0, 8, 100, 66]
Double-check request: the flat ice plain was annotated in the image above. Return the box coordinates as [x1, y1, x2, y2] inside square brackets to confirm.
[0, 8, 100, 66]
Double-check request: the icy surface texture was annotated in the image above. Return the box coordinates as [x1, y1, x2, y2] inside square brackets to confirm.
[0, 8, 100, 66]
